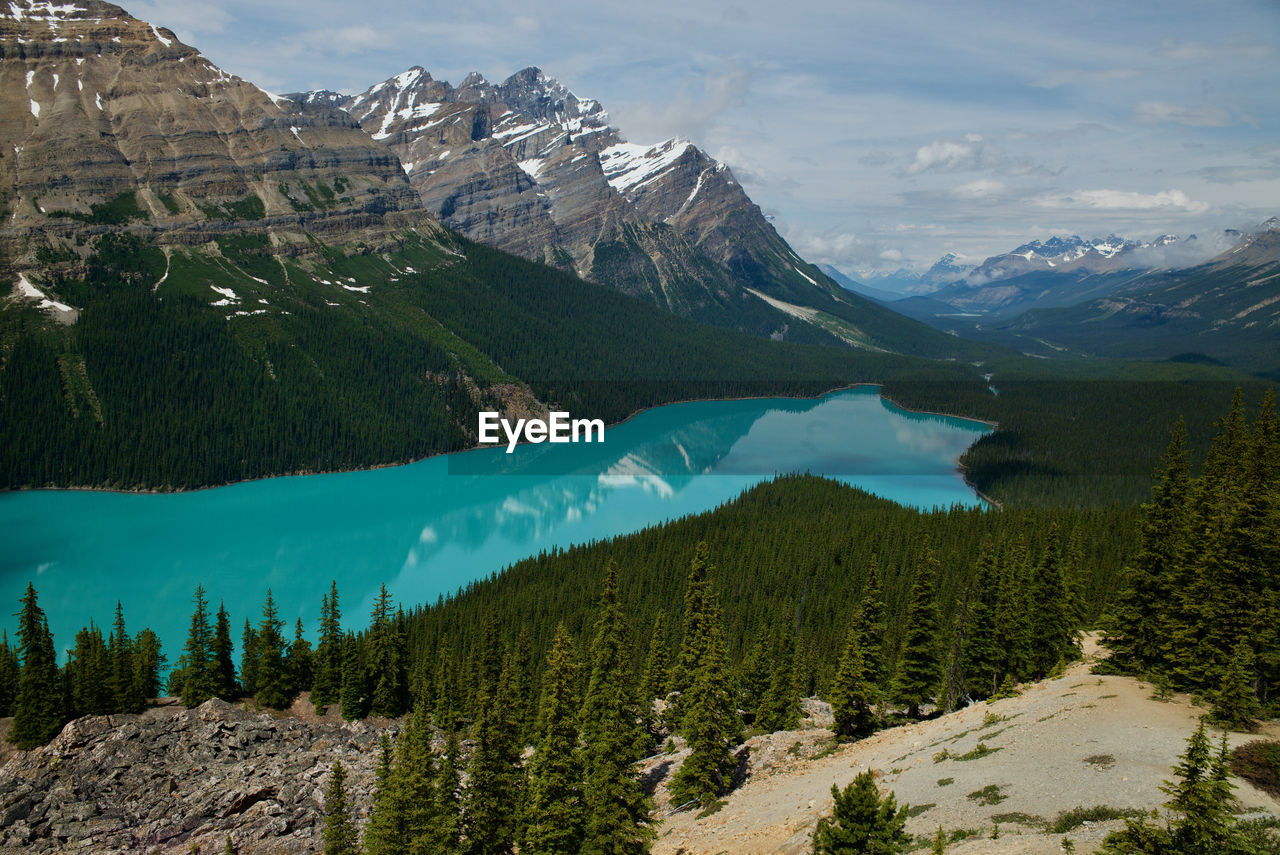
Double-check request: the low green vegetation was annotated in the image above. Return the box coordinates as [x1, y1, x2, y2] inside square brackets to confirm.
[966, 784, 1006, 805]
[49, 191, 148, 225]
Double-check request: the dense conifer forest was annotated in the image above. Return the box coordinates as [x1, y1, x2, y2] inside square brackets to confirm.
[3, 392, 1278, 851]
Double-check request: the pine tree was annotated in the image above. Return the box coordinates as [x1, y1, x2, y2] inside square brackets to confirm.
[66, 622, 111, 717]
[463, 654, 523, 855]
[857, 561, 888, 692]
[365, 702, 438, 854]
[340, 631, 366, 720]
[523, 625, 586, 855]
[433, 730, 464, 854]
[131, 628, 164, 703]
[810, 771, 910, 855]
[580, 566, 654, 855]
[891, 553, 943, 718]
[1026, 527, 1078, 679]
[1105, 421, 1190, 675]
[285, 618, 314, 698]
[640, 609, 669, 703]
[10, 584, 63, 748]
[322, 761, 359, 855]
[432, 641, 459, 730]
[960, 541, 1002, 698]
[108, 602, 142, 713]
[1210, 642, 1262, 732]
[240, 619, 259, 697]
[367, 584, 407, 717]
[829, 611, 877, 740]
[312, 582, 343, 714]
[253, 590, 290, 709]
[364, 734, 400, 855]
[180, 586, 215, 708]
[755, 626, 800, 732]
[0, 631, 19, 717]
[210, 603, 238, 700]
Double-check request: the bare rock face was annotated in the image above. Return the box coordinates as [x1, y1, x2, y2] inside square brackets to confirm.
[299, 66, 846, 331]
[0, 700, 387, 854]
[0, 0, 429, 266]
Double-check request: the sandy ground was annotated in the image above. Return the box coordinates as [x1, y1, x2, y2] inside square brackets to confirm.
[650, 636, 1280, 854]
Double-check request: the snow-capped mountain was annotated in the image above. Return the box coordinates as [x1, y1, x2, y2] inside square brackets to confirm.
[294, 67, 926, 346]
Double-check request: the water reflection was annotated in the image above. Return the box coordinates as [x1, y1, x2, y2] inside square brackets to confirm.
[0, 387, 989, 658]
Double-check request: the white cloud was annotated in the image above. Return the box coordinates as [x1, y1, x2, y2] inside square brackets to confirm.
[1135, 101, 1233, 127]
[1031, 188, 1209, 214]
[1033, 67, 1139, 88]
[948, 179, 1007, 201]
[906, 134, 984, 175]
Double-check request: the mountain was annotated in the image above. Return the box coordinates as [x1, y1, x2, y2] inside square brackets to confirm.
[1, 0, 984, 490]
[0, 0, 427, 272]
[989, 220, 1280, 375]
[815, 263, 904, 303]
[855, 253, 976, 295]
[295, 67, 985, 357]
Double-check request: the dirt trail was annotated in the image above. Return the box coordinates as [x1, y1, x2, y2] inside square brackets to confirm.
[651, 637, 1280, 854]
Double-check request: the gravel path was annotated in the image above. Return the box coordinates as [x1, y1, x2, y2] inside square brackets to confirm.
[652, 637, 1280, 854]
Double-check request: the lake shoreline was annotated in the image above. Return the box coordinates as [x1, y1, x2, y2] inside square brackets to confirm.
[2, 382, 999, 500]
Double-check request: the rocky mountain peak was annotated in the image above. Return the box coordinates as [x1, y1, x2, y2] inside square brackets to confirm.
[1, 0, 427, 272]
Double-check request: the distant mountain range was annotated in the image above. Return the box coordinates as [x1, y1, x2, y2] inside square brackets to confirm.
[989, 221, 1280, 375]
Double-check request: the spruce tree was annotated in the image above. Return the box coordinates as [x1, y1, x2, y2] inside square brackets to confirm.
[811, 771, 910, 855]
[640, 609, 670, 704]
[180, 586, 215, 708]
[1026, 526, 1078, 679]
[10, 584, 63, 748]
[1210, 642, 1262, 732]
[432, 641, 459, 730]
[366, 702, 438, 853]
[210, 603, 238, 700]
[523, 625, 586, 855]
[109, 602, 142, 713]
[580, 566, 654, 855]
[960, 541, 1002, 698]
[285, 618, 314, 698]
[367, 584, 407, 717]
[755, 626, 800, 733]
[66, 622, 112, 717]
[240, 619, 259, 697]
[829, 611, 877, 740]
[311, 582, 343, 714]
[340, 631, 366, 720]
[253, 590, 290, 709]
[433, 730, 464, 854]
[322, 761, 359, 855]
[364, 734, 400, 855]
[1105, 420, 1190, 675]
[463, 656, 523, 855]
[0, 631, 19, 717]
[668, 550, 740, 810]
[131, 628, 164, 703]
[857, 561, 888, 692]
[891, 553, 943, 718]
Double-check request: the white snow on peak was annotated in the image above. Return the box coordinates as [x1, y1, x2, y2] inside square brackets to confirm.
[517, 158, 545, 180]
[9, 1, 84, 21]
[599, 139, 692, 194]
[150, 24, 172, 47]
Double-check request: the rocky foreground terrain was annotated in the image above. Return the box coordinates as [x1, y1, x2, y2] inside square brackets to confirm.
[1, 639, 1277, 854]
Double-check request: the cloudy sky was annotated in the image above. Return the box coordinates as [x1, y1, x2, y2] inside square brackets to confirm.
[135, 0, 1280, 275]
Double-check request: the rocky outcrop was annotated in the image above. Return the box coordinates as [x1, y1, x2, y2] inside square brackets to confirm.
[0, 0, 432, 272]
[0, 700, 388, 854]
[298, 67, 855, 337]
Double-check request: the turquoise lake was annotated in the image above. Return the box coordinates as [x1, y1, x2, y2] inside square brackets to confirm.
[0, 386, 991, 660]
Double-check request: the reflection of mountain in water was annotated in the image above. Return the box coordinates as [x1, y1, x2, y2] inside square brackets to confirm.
[402, 397, 804, 567]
